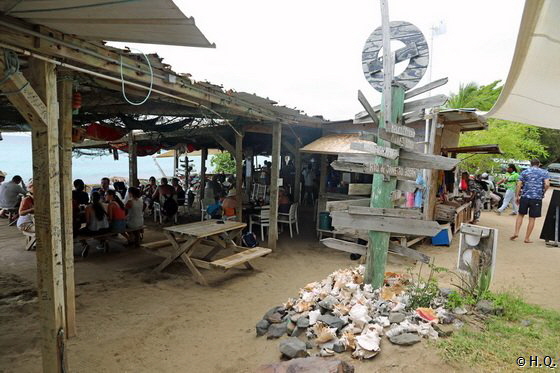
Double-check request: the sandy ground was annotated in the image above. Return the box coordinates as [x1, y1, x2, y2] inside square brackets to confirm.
[0, 191, 558, 373]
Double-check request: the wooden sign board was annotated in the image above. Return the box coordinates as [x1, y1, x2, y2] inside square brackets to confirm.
[331, 211, 442, 236]
[404, 77, 448, 100]
[348, 184, 373, 196]
[400, 149, 460, 171]
[331, 160, 417, 181]
[378, 128, 416, 151]
[385, 122, 416, 138]
[326, 198, 370, 212]
[350, 141, 399, 160]
[320, 238, 430, 263]
[347, 205, 423, 219]
[345, 181, 417, 195]
[357, 90, 379, 126]
[403, 94, 448, 114]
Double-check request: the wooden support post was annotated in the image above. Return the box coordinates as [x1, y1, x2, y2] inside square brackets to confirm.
[128, 133, 138, 187]
[244, 148, 253, 198]
[235, 131, 243, 222]
[57, 78, 76, 338]
[200, 148, 208, 202]
[27, 58, 68, 373]
[366, 0, 406, 289]
[294, 145, 302, 204]
[317, 154, 328, 223]
[268, 122, 282, 249]
[173, 150, 179, 177]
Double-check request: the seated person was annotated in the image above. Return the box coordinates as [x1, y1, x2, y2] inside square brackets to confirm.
[172, 177, 186, 206]
[113, 181, 127, 200]
[72, 179, 89, 233]
[91, 177, 113, 199]
[125, 187, 144, 245]
[152, 177, 176, 204]
[16, 179, 34, 233]
[278, 188, 291, 214]
[80, 191, 109, 235]
[0, 175, 26, 217]
[105, 190, 127, 233]
[206, 196, 222, 219]
[72, 179, 90, 205]
[222, 189, 237, 218]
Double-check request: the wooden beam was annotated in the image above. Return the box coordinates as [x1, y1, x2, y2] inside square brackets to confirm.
[388, 242, 430, 263]
[215, 134, 236, 156]
[404, 77, 448, 100]
[347, 206, 423, 219]
[357, 90, 379, 126]
[57, 78, 76, 339]
[281, 138, 297, 156]
[348, 184, 372, 196]
[294, 142, 302, 204]
[331, 211, 442, 236]
[349, 141, 399, 160]
[268, 122, 282, 249]
[399, 149, 460, 171]
[326, 198, 370, 212]
[317, 154, 328, 228]
[235, 131, 243, 222]
[331, 160, 417, 181]
[200, 148, 208, 202]
[321, 238, 430, 263]
[0, 53, 48, 127]
[355, 94, 448, 122]
[128, 133, 138, 187]
[378, 128, 416, 151]
[27, 58, 68, 373]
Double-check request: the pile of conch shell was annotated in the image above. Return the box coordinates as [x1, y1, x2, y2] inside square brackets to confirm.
[279, 265, 442, 360]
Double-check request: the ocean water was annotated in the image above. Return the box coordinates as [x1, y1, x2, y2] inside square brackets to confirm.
[0, 133, 207, 184]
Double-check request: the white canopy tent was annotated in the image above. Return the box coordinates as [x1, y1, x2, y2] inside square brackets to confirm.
[486, 0, 560, 129]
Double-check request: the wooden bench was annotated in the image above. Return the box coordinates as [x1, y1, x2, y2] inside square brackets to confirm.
[77, 226, 145, 258]
[209, 247, 271, 270]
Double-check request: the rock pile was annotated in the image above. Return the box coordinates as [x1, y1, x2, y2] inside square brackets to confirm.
[256, 265, 457, 360]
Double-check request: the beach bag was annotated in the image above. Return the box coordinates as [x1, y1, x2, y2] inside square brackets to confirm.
[162, 195, 178, 216]
[242, 232, 258, 248]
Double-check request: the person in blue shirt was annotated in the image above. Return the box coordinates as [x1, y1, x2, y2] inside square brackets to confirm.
[511, 159, 550, 243]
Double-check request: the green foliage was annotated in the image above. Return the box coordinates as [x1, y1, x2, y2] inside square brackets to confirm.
[210, 152, 236, 174]
[436, 291, 560, 371]
[447, 80, 547, 172]
[539, 127, 560, 164]
[445, 291, 475, 310]
[406, 261, 446, 310]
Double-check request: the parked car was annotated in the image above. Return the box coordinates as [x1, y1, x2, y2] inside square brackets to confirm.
[545, 163, 560, 187]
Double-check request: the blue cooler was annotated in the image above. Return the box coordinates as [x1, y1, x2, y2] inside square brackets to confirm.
[431, 225, 452, 246]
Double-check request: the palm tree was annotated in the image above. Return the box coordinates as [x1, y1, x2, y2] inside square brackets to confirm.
[447, 80, 502, 111]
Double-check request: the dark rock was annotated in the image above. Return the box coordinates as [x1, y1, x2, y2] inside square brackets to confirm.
[256, 319, 270, 336]
[475, 300, 495, 315]
[439, 288, 454, 297]
[388, 332, 421, 346]
[264, 306, 285, 321]
[291, 327, 303, 337]
[433, 324, 454, 338]
[333, 340, 346, 353]
[318, 295, 337, 311]
[317, 314, 346, 330]
[287, 321, 296, 335]
[279, 337, 308, 359]
[256, 357, 355, 373]
[267, 322, 288, 339]
[388, 312, 406, 324]
[305, 341, 314, 349]
[440, 311, 455, 324]
[296, 317, 310, 329]
[290, 313, 303, 323]
[267, 312, 285, 324]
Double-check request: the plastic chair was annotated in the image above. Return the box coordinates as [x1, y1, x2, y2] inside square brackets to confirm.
[200, 201, 211, 221]
[278, 203, 299, 238]
[249, 207, 270, 241]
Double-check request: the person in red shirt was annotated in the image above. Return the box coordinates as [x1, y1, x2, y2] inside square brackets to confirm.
[105, 190, 126, 233]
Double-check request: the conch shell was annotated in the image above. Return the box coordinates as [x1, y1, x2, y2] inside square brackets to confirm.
[313, 322, 337, 344]
[349, 304, 371, 330]
[353, 329, 381, 359]
[333, 303, 350, 317]
[340, 330, 356, 350]
[293, 300, 313, 313]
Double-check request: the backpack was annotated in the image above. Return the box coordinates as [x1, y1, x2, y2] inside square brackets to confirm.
[162, 195, 178, 216]
[242, 232, 258, 248]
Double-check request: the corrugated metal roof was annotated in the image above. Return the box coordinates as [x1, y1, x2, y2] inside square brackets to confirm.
[0, 0, 215, 47]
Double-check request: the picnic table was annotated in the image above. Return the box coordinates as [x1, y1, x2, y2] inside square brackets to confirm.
[151, 220, 271, 286]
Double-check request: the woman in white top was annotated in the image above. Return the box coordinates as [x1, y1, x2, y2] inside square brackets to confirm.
[125, 187, 144, 246]
[17, 179, 34, 232]
[80, 191, 109, 234]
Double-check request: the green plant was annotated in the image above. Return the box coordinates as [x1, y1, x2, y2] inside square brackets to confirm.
[406, 261, 445, 310]
[210, 152, 236, 174]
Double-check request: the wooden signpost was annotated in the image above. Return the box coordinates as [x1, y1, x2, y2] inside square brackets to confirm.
[331, 211, 442, 236]
[349, 141, 399, 159]
[377, 128, 416, 151]
[331, 160, 417, 180]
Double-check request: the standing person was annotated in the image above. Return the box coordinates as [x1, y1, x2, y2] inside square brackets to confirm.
[496, 164, 519, 215]
[511, 159, 550, 243]
[125, 187, 144, 245]
[105, 190, 127, 233]
[461, 172, 485, 224]
[17, 180, 34, 233]
[302, 163, 315, 206]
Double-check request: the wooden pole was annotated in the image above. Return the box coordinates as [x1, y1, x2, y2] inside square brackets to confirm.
[268, 122, 282, 249]
[366, 0, 405, 288]
[128, 133, 138, 187]
[294, 145, 302, 203]
[200, 148, 208, 202]
[57, 78, 76, 338]
[173, 150, 179, 177]
[28, 58, 68, 372]
[235, 131, 244, 222]
[245, 147, 253, 199]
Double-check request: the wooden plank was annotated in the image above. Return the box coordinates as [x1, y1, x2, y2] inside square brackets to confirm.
[403, 94, 448, 113]
[27, 58, 67, 373]
[235, 131, 243, 222]
[164, 220, 246, 238]
[331, 160, 417, 181]
[294, 141, 302, 203]
[357, 89, 379, 126]
[317, 154, 328, 228]
[331, 211, 442, 236]
[349, 141, 399, 160]
[215, 134, 235, 155]
[321, 238, 367, 256]
[200, 148, 208, 201]
[128, 133, 138, 187]
[326, 198, 370, 212]
[142, 239, 187, 250]
[396, 180, 417, 193]
[400, 149, 459, 171]
[348, 184, 372, 196]
[268, 122, 281, 249]
[404, 77, 449, 100]
[378, 128, 416, 151]
[0, 54, 48, 127]
[403, 110, 425, 124]
[57, 78, 76, 339]
[385, 122, 416, 138]
[388, 242, 430, 263]
[210, 247, 272, 270]
[348, 206, 423, 219]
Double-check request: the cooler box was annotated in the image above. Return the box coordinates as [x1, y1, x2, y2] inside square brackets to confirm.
[431, 225, 452, 246]
[319, 212, 333, 231]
